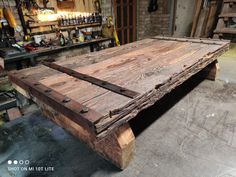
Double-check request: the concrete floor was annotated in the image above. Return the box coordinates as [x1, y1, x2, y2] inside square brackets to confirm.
[0, 44, 236, 177]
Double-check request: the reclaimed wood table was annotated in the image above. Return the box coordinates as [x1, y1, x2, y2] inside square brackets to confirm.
[8, 36, 230, 169]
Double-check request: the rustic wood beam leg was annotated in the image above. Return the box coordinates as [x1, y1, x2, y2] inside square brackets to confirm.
[38, 100, 135, 169]
[12, 84, 136, 169]
[204, 60, 220, 81]
[94, 123, 135, 169]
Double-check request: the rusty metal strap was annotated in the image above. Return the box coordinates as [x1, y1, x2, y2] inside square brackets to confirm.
[8, 72, 103, 132]
[42, 62, 140, 99]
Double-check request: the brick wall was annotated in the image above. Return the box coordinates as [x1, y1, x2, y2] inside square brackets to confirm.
[137, 0, 171, 40]
[99, 0, 172, 40]
[101, 0, 113, 17]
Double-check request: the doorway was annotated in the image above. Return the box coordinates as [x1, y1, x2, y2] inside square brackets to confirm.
[114, 0, 137, 45]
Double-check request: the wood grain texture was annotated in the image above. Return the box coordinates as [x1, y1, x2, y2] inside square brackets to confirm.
[9, 37, 230, 138]
[9, 36, 229, 169]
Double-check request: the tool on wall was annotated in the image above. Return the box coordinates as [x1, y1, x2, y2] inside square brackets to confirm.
[148, 0, 158, 13]
[15, 0, 28, 36]
[102, 16, 120, 46]
[22, 0, 54, 11]
[3, 0, 17, 29]
[43, 0, 49, 9]
[93, 0, 101, 13]
[1, 0, 20, 37]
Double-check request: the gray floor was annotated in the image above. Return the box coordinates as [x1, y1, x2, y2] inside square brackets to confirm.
[0, 44, 236, 177]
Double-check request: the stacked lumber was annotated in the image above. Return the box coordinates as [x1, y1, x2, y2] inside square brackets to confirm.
[214, 0, 236, 39]
[191, 0, 222, 38]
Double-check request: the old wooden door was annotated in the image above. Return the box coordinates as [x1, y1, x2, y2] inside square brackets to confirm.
[114, 0, 137, 45]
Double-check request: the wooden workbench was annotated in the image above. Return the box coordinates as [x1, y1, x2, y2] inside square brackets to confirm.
[0, 37, 113, 70]
[8, 36, 230, 169]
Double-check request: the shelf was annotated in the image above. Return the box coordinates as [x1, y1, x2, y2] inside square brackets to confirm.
[224, 0, 236, 3]
[219, 13, 236, 18]
[58, 23, 101, 30]
[29, 21, 58, 28]
[30, 22, 101, 36]
[214, 28, 236, 34]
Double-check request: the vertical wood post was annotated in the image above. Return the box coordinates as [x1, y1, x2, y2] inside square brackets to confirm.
[204, 60, 220, 81]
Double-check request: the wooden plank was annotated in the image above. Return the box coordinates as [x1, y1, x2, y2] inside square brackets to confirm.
[224, 0, 236, 3]
[222, 3, 236, 13]
[8, 72, 103, 132]
[195, 8, 207, 37]
[191, 0, 204, 37]
[214, 28, 236, 34]
[16, 38, 157, 79]
[204, 1, 218, 37]
[219, 13, 236, 18]
[200, 6, 210, 37]
[42, 62, 140, 98]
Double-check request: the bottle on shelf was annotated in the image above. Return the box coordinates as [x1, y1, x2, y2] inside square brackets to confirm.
[65, 15, 69, 26]
[73, 13, 77, 25]
[84, 13, 88, 24]
[69, 13, 74, 25]
[95, 12, 102, 23]
[92, 13, 95, 23]
[77, 14, 80, 24]
[58, 31, 65, 46]
[58, 15, 62, 26]
[80, 15, 83, 24]
[82, 15, 86, 24]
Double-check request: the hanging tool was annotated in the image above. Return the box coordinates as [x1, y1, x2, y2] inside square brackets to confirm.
[148, 0, 158, 13]
[43, 0, 49, 9]
[15, 0, 29, 36]
[102, 16, 120, 46]
[0, 8, 3, 29]
[108, 16, 120, 46]
[3, 0, 17, 29]
[1, 0, 14, 37]
[93, 0, 101, 13]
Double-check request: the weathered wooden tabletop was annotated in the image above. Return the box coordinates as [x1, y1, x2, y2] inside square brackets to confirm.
[8, 36, 230, 138]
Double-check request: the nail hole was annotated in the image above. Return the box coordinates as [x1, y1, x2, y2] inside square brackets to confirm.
[62, 98, 71, 103]
[80, 107, 89, 114]
[120, 88, 126, 92]
[45, 89, 52, 93]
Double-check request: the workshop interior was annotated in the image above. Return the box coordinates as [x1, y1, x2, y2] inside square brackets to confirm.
[0, 0, 236, 177]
